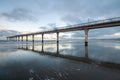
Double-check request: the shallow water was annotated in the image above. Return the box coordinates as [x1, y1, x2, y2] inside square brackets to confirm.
[0, 40, 120, 80]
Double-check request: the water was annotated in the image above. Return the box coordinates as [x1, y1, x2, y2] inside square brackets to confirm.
[0, 40, 120, 80]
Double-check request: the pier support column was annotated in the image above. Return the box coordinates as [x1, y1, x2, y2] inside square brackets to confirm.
[7, 37, 8, 40]
[42, 34, 44, 52]
[21, 36, 23, 48]
[18, 36, 20, 44]
[84, 28, 89, 46]
[21, 36, 23, 41]
[16, 36, 17, 41]
[16, 36, 18, 47]
[56, 32, 59, 43]
[16, 37, 17, 41]
[17, 36, 20, 48]
[26, 35, 28, 49]
[32, 35, 34, 50]
[42, 34, 44, 43]
[18, 36, 20, 42]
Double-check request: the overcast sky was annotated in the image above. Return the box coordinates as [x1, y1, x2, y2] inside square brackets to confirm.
[0, 0, 120, 39]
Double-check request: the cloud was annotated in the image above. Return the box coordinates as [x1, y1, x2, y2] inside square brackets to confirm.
[56, 0, 120, 24]
[1, 8, 37, 22]
[0, 30, 21, 40]
[39, 23, 59, 31]
[35, 0, 120, 21]
[0, 25, 10, 30]
[56, 0, 120, 39]
[0, 16, 6, 22]
[61, 15, 82, 25]
[0, 0, 120, 39]
[99, 32, 120, 39]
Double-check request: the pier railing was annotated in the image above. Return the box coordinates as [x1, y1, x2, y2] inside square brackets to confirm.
[58, 17, 120, 29]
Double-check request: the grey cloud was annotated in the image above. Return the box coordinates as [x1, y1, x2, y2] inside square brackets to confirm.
[1, 8, 37, 22]
[57, 0, 120, 24]
[35, 0, 120, 24]
[0, 30, 21, 37]
[39, 23, 58, 31]
[39, 26, 48, 30]
[61, 15, 82, 25]
[54, 0, 120, 38]
[0, 30, 21, 40]
[47, 23, 58, 30]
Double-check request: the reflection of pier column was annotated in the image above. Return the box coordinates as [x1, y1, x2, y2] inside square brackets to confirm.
[57, 41, 59, 54]
[42, 41, 44, 52]
[18, 36, 20, 48]
[84, 28, 89, 46]
[26, 35, 28, 49]
[42, 34, 44, 52]
[21, 36, 23, 48]
[85, 45, 88, 59]
[32, 35, 34, 50]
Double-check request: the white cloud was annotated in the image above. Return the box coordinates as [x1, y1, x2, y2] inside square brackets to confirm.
[114, 33, 120, 36]
[97, 32, 120, 39]
[0, 26, 9, 30]
[0, 16, 6, 22]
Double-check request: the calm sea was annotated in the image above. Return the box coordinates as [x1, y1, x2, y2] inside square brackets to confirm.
[0, 40, 120, 80]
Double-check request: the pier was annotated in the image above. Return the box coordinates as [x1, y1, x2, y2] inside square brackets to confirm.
[7, 17, 120, 46]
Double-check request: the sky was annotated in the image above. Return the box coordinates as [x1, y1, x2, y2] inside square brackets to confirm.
[0, 0, 120, 40]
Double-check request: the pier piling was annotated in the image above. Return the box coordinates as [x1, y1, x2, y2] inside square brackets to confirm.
[84, 28, 89, 46]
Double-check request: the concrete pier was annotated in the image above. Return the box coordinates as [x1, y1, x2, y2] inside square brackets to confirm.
[41, 34, 44, 52]
[32, 35, 34, 50]
[26, 35, 28, 42]
[26, 35, 28, 49]
[21, 36, 23, 48]
[7, 17, 120, 49]
[18, 36, 20, 41]
[56, 32, 59, 43]
[42, 34, 44, 43]
[84, 28, 89, 46]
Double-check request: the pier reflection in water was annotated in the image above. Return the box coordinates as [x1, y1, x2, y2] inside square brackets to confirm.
[19, 40, 120, 70]
[1, 40, 120, 80]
